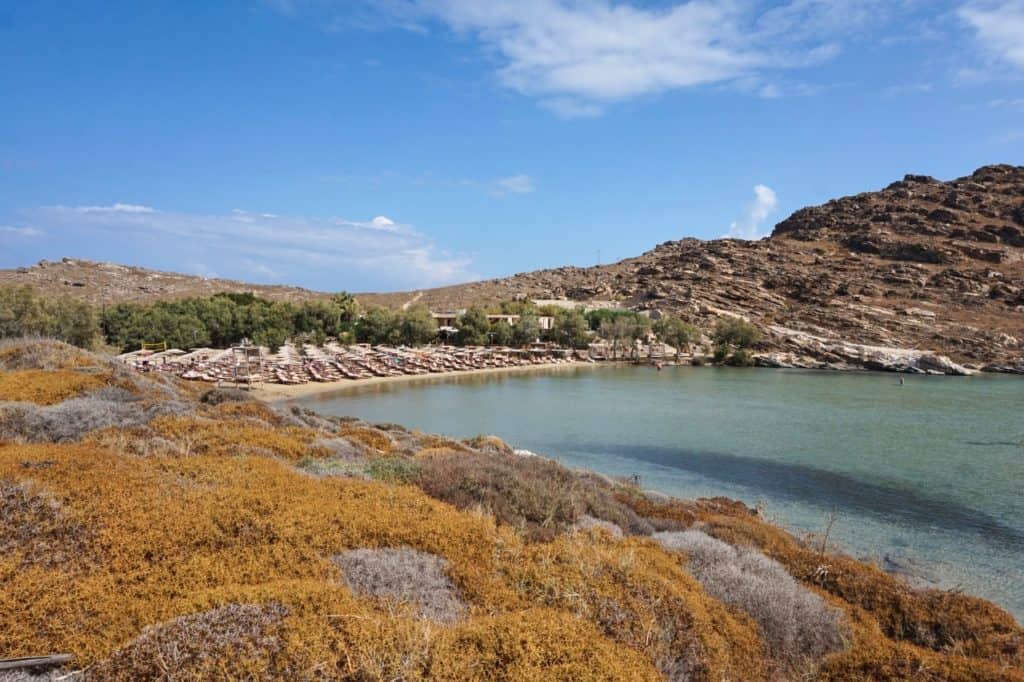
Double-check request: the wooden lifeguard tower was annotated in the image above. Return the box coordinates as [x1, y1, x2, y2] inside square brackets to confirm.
[230, 342, 264, 390]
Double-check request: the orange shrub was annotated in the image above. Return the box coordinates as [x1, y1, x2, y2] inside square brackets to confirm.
[430, 608, 662, 681]
[148, 415, 328, 461]
[340, 425, 395, 453]
[0, 369, 108, 405]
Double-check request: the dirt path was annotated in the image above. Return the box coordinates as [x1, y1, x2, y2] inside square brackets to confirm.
[401, 291, 424, 310]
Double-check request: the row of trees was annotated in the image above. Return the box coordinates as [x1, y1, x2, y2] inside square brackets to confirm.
[100, 292, 359, 352]
[0, 285, 103, 349]
[0, 285, 763, 362]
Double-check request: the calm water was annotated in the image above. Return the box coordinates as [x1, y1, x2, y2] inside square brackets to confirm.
[290, 366, 1024, 620]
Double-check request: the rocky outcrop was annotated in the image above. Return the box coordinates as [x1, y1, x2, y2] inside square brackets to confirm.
[757, 326, 973, 375]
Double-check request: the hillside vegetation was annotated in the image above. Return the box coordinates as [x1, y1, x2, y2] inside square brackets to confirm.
[0, 340, 1022, 680]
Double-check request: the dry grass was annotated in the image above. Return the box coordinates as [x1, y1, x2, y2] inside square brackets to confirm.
[0, 370, 108, 405]
[334, 548, 466, 623]
[339, 425, 395, 454]
[147, 415, 329, 461]
[430, 609, 662, 681]
[498, 531, 769, 680]
[1, 350, 1022, 681]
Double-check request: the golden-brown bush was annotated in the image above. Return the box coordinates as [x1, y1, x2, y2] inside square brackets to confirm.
[429, 609, 662, 681]
[0, 369, 108, 405]
[340, 425, 395, 453]
[2, 357, 1022, 681]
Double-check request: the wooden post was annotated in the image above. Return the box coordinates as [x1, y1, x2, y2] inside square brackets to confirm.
[0, 654, 74, 671]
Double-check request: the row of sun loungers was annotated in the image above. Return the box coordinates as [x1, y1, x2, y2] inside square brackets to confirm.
[119, 344, 576, 386]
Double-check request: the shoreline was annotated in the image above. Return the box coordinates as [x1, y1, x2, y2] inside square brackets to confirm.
[241, 358, 1013, 402]
[252, 360, 600, 402]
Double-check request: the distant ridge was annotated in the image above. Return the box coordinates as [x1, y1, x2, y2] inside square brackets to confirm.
[3, 165, 1022, 370]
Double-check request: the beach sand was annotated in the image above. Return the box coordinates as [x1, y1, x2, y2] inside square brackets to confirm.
[252, 360, 596, 402]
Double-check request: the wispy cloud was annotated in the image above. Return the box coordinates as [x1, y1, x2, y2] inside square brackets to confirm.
[29, 204, 475, 289]
[0, 225, 44, 239]
[727, 185, 778, 240]
[323, 0, 917, 116]
[492, 174, 536, 196]
[883, 82, 934, 96]
[989, 97, 1024, 109]
[960, 1, 1024, 70]
[74, 203, 156, 215]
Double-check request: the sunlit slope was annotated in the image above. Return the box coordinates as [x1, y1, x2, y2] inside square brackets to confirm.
[0, 340, 1021, 680]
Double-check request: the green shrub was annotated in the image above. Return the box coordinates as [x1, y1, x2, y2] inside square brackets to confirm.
[712, 318, 762, 350]
[366, 457, 422, 485]
[726, 349, 755, 367]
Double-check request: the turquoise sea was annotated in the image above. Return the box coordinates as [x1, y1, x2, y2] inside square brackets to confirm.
[290, 366, 1024, 620]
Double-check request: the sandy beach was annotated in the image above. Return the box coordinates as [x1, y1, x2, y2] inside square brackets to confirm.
[253, 359, 596, 402]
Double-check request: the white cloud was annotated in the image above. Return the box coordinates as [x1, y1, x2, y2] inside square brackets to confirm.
[31, 204, 475, 289]
[727, 184, 778, 240]
[989, 97, 1024, 109]
[75, 203, 156, 214]
[960, 1, 1024, 70]
[493, 174, 536, 196]
[346, 0, 904, 116]
[883, 82, 934, 96]
[0, 225, 44, 239]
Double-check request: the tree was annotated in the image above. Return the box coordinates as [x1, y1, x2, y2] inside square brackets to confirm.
[712, 317, 762, 366]
[512, 313, 541, 347]
[490, 320, 514, 347]
[456, 307, 491, 346]
[598, 317, 632, 359]
[552, 309, 590, 349]
[398, 305, 438, 346]
[653, 316, 701, 360]
[712, 318, 762, 350]
[50, 298, 102, 349]
[356, 307, 401, 345]
[0, 286, 49, 340]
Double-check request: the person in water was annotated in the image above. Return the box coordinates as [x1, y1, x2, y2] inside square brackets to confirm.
[899, 375, 905, 385]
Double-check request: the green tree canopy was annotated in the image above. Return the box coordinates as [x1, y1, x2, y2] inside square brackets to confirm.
[512, 313, 541, 347]
[712, 318, 762, 350]
[398, 305, 438, 346]
[456, 307, 491, 346]
[356, 306, 401, 345]
[551, 309, 590, 349]
[653, 316, 701, 359]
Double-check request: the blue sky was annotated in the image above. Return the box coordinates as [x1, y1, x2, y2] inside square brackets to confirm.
[1, 0, 1023, 292]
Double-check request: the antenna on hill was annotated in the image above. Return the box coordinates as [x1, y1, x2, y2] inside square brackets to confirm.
[597, 249, 601, 266]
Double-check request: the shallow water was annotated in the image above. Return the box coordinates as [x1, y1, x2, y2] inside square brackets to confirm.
[291, 365, 1024, 620]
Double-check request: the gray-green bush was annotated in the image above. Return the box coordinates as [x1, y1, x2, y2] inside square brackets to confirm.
[89, 603, 289, 680]
[654, 529, 846, 663]
[334, 548, 465, 624]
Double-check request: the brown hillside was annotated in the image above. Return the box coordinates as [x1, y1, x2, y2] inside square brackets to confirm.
[3, 165, 1022, 370]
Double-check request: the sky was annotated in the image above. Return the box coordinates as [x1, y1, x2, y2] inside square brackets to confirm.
[1, 0, 1023, 293]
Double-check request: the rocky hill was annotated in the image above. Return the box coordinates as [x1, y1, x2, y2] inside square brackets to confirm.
[0, 258, 332, 305]
[2, 165, 1022, 372]
[367, 164, 1024, 373]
